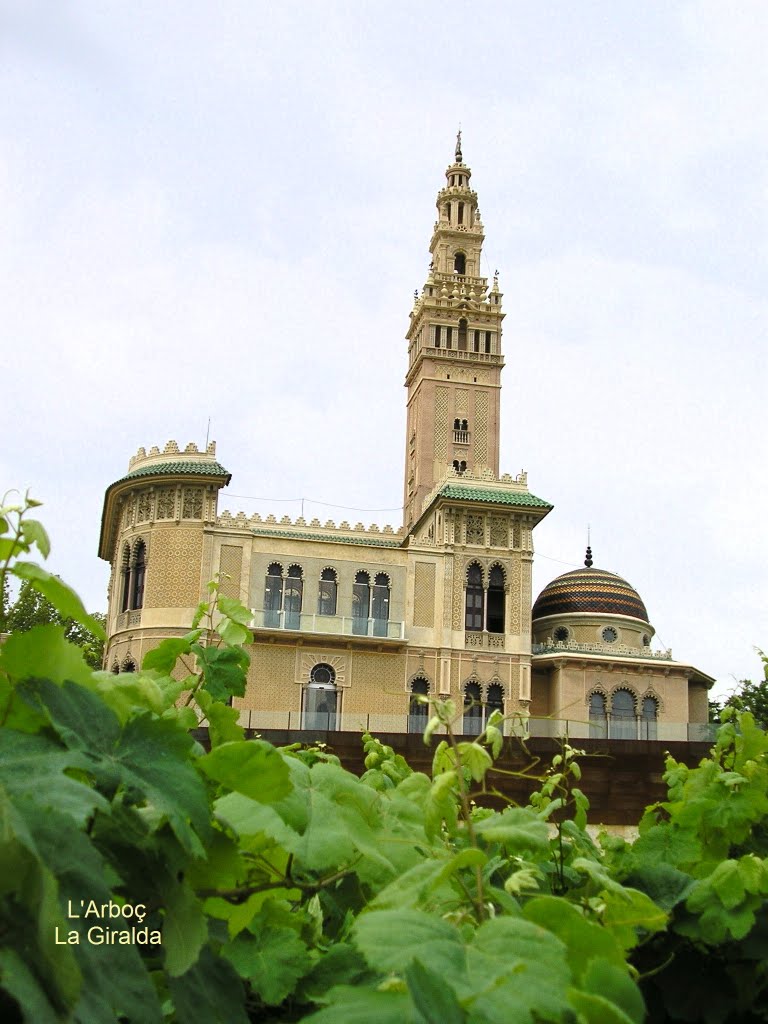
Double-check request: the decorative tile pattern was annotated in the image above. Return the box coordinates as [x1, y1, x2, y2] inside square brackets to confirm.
[474, 392, 488, 464]
[532, 567, 649, 621]
[143, 528, 203, 608]
[219, 544, 243, 600]
[467, 514, 485, 545]
[434, 386, 449, 459]
[413, 562, 436, 627]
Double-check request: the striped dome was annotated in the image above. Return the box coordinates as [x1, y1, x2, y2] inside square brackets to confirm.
[532, 566, 649, 623]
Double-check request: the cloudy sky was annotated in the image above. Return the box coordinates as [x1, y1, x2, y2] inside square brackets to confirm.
[2, 1, 766, 697]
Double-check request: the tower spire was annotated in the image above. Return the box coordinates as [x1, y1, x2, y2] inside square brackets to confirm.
[402, 145, 505, 528]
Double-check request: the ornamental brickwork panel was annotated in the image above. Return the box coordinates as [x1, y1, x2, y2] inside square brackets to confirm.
[413, 562, 436, 628]
[510, 556, 522, 633]
[219, 544, 243, 600]
[347, 652, 407, 715]
[474, 392, 489, 464]
[467, 514, 485, 545]
[143, 528, 203, 608]
[156, 489, 176, 520]
[489, 516, 507, 547]
[182, 487, 204, 520]
[434, 387, 449, 459]
[136, 492, 153, 523]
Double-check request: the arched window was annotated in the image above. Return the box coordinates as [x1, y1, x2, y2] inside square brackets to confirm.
[453, 459, 467, 475]
[264, 563, 283, 627]
[372, 573, 390, 637]
[434, 325, 441, 348]
[473, 330, 481, 353]
[554, 626, 570, 643]
[454, 418, 461, 430]
[465, 563, 484, 632]
[352, 570, 370, 635]
[284, 565, 303, 629]
[302, 663, 338, 730]
[463, 680, 483, 735]
[408, 676, 430, 734]
[131, 541, 146, 611]
[454, 252, 466, 275]
[122, 658, 136, 674]
[111, 662, 119, 675]
[589, 692, 607, 738]
[318, 568, 337, 617]
[461, 419, 468, 431]
[487, 683, 504, 719]
[641, 696, 659, 740]
[486, 565, 505, 634]
[119, 543, 131, 612]
[458, 318, 468, 351]
[611, 690, 636, 740]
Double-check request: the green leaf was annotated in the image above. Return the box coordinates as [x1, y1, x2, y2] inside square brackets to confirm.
[622, 862, 695, 912]
[223, 921, 311, 1005]
[18, 679, 210, 855]
[570, 959, 646, 1024]
[20, 519, 51, 559]
[192, 644, 248, 701]
[217, 596, 253, 626]
[631, 823, 702, 870]
[406, 958, 465, 1024]
[601, 887, 668, 951]
[301, 986, 418, 1024]
[523, 895, 625, 982]
[196, 689, 245, 745]
[214, 791, 298, 848]
[142, 637, 194, 674]
[0, 731, 109, 825]
[200, 740, 292, 801]
[0, 624, 93, 686]
[163, 883, 208, 977]
[464, 916, 572, 1024]
[167, 945, 250, 1024]
[456, 741, 492, 782]
[353, 908, 465, 977]
[473, 806, 550, 853]
[11, 562, 105, 639]
[0, 950, 60, 1024]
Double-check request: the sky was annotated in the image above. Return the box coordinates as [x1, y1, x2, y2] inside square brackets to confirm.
[1, 1, 766, 698]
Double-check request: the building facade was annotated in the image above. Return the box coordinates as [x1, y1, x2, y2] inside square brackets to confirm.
[98, 139, 712, 741]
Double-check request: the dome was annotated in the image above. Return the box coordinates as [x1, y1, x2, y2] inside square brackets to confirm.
[532, 549, 649, 623]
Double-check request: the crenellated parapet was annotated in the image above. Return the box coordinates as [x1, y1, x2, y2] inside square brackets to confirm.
[128, 440, 218, 472]
[216, 510, 404, 546]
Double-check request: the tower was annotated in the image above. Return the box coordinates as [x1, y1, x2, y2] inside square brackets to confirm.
[404, 133, 505, 528]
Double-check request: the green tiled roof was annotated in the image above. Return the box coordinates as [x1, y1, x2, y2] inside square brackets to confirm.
[251, 527, 401, 548]
[120, 460, 231, 482]
[438, 484, 552, 508]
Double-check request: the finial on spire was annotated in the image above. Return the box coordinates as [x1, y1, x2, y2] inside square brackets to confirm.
[455, 127, 463, 163]
[584, 541, 593, 569]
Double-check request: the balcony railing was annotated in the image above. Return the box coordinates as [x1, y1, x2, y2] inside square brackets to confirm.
[250, 609, 406, 641]
[233, 709, 716, 742]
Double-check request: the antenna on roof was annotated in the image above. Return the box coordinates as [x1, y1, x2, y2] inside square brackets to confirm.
[205, 417, 211, 449]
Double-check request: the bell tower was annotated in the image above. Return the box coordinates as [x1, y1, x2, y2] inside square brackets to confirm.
[403, 134, 505, 528]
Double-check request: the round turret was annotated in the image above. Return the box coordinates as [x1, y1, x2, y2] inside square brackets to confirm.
[532, 548, 654, 651]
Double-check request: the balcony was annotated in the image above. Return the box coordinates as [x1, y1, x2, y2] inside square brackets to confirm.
[465, 631, 506, 650]
[250, 609, 406, 641]
[233, 708, 715, 743]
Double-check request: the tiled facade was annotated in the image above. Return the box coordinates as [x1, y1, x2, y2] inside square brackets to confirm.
[98, 139, 713, 739]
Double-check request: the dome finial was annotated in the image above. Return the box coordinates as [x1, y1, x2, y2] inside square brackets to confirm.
[455, 126, 463, 163]
[584, 546, 593, 568]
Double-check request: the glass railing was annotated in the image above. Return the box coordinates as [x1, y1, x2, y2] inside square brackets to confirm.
[250, 609, 405, 639]
[233, 708, 717, 742]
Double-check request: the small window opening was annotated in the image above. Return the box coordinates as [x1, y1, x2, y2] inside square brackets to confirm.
[454, 252, 466, 275]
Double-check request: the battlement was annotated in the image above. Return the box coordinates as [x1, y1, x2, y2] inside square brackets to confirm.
[128, 440, 217, 472]
[217, 510, 404, 541]
[420, 467, 531, 515]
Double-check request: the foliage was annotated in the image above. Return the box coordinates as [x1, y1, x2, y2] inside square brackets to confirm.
[1, 578, 106, 670]
[2, 495, 768, 1022]
[710, 651, 768, 729]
